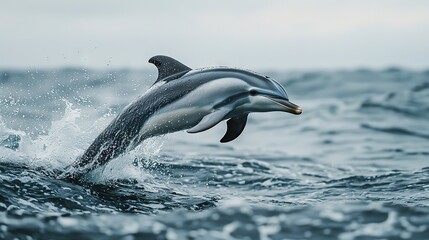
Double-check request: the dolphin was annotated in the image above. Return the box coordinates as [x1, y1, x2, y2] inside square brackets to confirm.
[62, 55, 302, 180]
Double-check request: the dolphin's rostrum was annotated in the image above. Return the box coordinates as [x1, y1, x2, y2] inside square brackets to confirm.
[62, 55, 302, 180]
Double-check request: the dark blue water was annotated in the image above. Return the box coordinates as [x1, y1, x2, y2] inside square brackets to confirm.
[1, 68, 429, 239]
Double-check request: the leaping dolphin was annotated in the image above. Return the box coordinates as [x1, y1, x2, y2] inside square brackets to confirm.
[62, 55, 302, 180]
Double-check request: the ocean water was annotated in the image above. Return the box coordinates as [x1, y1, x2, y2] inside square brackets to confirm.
[1, 68, 429, 239]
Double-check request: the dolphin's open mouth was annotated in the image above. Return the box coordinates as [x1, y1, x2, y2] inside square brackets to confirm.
[267, 97, 302, 115]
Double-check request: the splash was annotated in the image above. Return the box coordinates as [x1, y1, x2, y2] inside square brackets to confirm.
[85, 136, 167, 185]
[0, 101, 86, 174]
[0, 100, 168, 183]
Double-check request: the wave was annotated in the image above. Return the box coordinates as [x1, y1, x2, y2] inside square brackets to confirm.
[360, 101, 419, 117]
[1, 199, 428, 240]
[361, 123, 429, 140]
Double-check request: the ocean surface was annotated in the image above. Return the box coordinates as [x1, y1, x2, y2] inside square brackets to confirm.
[1, 68, 429, 239]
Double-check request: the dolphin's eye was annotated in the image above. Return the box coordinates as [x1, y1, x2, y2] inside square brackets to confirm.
[249, 89, 258, 96]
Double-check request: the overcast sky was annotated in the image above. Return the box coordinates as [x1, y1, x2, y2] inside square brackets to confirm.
[1, 0, 429, 70]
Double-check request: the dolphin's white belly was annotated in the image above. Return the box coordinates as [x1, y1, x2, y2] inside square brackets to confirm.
[132, 106, 210, 148]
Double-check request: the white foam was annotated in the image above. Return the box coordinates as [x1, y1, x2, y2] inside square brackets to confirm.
[87, 136, 167, 186]
[18, 100, 84, 169]
[0, 100, 176, 188]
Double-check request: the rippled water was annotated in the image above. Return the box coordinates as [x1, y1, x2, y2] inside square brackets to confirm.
[1, 68, 429, 239]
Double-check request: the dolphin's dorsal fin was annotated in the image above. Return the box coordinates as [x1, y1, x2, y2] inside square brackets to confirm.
[220, 114, 248, 143]
[149, 55, 192, 83]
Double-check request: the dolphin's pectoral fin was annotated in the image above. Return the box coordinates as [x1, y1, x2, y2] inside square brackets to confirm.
[220, 114, 248, 143]
[187, 108, 231, 134]
[149, 55, 192, 83]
